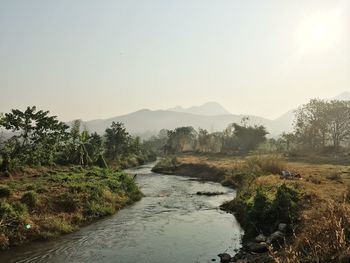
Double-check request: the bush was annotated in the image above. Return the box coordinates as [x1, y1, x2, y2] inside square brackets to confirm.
[0, 185, 11, 198]
[245, 155, 286, 175]
[271, 202, 350, 263]
[41, 217, 76, 235]
[84, 201, 115, 218]
[152, 156, 178, 173]
[326, 172, 342, 182]
[0, 202, 27, 248]
[20, 191, 38, 209]
[233, 184, 300, 237]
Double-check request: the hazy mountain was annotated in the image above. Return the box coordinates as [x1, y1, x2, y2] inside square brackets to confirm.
[71, 93, 350, 139]
[77, 109, 287, 139]
[168, 102, 231, 116]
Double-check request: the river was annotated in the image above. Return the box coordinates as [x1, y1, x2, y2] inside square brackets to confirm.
[0, 162, 243, 263]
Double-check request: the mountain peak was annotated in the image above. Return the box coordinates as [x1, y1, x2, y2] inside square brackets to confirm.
[168, 102, 231, 116]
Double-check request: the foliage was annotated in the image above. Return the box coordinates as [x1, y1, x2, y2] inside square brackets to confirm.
[294, 99, 350, 153]
[166, 127, 197, 153]
[233, 184, 300, 236]
[20, 191, 38, 209]
[152, 156, 178, 173]
[0, 166, 142, 248]
[104, 122, 130, 161]
[270, 202, 350, 263]
[245, 155, 286, 175]
[0, 106, 69, 170]
[0, 185, 11, 198]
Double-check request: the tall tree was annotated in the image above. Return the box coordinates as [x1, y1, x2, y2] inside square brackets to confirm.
[167, 127, 197, 152]
[294, 99, 329, 150]
[0, 106, 69, 169]
[104, 122, 130, 160]
[327, 100, 350, 152]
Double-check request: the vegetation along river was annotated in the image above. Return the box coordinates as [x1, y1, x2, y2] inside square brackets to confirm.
[0, 162, 243, 263]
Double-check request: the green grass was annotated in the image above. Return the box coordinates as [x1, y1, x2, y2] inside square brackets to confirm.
[0, 166, 142, 249]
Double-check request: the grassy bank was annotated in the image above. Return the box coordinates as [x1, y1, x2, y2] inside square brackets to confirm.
[0, 166, 142, 249]
[153, 154, 350, 262]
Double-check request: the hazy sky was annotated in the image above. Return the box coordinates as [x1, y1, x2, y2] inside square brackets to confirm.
[1, 0, 349, 121]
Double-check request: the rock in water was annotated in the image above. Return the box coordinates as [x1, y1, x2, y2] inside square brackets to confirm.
[267, 231, 285, 244]
[246, 242, 268, 253]
[218, 253, 231, 263]
[278, 223, 287, 233]
[255, 234, 267, 243]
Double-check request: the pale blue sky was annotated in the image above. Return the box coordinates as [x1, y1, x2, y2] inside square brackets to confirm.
[0, 0, 349, 121]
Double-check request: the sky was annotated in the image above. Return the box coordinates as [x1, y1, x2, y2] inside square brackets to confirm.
[0, 0, 349, 121]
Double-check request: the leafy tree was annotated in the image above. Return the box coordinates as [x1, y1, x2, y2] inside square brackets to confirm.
[104, 122, 130, 160]
[293, 99, 350, 153]
[327, 100, 350, 152]
[0, 106, 68, 170]
[197, 128, 210, 152]
[167, 127, 197, 153]
[222, 123, 267, 153]
[294, 99, 329, 150]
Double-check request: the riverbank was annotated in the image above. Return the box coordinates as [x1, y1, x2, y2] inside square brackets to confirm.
[0, 165, 142, 249]
[153, 154, 350, 262]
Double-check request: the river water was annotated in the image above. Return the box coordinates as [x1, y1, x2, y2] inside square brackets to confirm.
[0, 162, 243, 263]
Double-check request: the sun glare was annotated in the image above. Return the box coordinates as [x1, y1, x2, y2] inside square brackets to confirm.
[296, 10, 343, 54]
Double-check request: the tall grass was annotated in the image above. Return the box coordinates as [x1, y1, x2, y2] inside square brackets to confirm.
[245, 155, 286, 175]
[270, 201, 350, 263]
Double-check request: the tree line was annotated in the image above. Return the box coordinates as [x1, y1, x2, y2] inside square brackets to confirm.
[145, 121, 268, 155]
[145, 98, 350, 157]
[256, 99, 350, 156]
[0, 106, 155, 172]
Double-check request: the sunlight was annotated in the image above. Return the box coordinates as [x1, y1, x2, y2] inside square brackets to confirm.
[295, 9, 343, 54]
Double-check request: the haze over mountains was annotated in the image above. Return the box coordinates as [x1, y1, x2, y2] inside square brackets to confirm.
[75, 92, 350, 139]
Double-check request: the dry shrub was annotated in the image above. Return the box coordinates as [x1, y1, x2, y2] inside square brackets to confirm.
[326, 172, 342, 182]
[246, 155, 286, 175]
[270, 201, 350, 263]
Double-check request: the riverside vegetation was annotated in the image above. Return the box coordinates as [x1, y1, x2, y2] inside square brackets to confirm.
[151, 98, 350, 263]
[2, 98, 350, 262]
[0, 106, 155, 249]
[154, 154, 350, 262]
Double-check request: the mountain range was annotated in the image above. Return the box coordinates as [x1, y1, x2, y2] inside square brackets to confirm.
[73, 92, 350, 139]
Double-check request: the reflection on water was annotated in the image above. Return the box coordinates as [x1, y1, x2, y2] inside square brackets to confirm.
[0, 163, 243, 263]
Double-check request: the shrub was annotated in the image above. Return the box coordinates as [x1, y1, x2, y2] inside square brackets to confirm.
[326, 172, 342, 182]
[0, 202, 27, 248]
[245, 155, 286, 175]
[233, 184, 300, 237]
[152, 156, 178, 173]
[41, 217, 76, 235]
[0, 185, 11, 198]
[20, 191, 38, 209]
[84, 201, 115, 218]
[271, 202, 350, 263]
[271, 184, 300, 224]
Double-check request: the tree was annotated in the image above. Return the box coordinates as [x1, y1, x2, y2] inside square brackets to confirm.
[0, 106, 69, 169]
[167, 127, 197, 153]
[232, 123, 268, 153]
[293, 99, 350, 153]
[294, 99, 329, 150]
[197, 128, 210, 152]
[327, 100, 350, 152]
[104, 122, 130, 160]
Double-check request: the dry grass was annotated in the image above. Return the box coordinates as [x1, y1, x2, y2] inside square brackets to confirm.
[176, 154, 350, 263]
[270, 201, 350, 263]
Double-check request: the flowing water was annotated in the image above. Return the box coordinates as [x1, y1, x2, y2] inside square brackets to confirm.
[0, 162, 243, 263]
